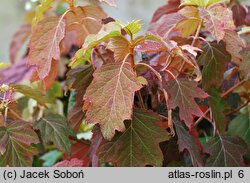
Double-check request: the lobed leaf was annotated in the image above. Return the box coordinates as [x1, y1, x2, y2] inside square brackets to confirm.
[164, 78, 208, 128]
[0, 120, 39, 167]
[98, 109, 169, 167]
[204, 135, 248, 166]
[199, 4, 235, 42]
[34, 113, 73, 154]
[198, 42, 231, 90]
[83, 62, 142, 140]
[28, 16, 65, 80]
[65, 5, 107, 46]
[173, 117, 203, 166]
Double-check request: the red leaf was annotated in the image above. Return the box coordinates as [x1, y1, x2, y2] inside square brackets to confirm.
[83, 63, 142, 140]
[28, 16, 65, 79]
[9, 24, 31, 64]
[232, 4, 248, 27]
[53, 158, 84, 167]
[31, 59, 59, 90]
[165, 78, 208, 128]
[149, 13, 186, 38]
[66, 65, 94, 131]
[199, 4, 235, 42]
[151, 0, 181, 23]
[64, 142, 90, 166]
[173, 116, 203, 166]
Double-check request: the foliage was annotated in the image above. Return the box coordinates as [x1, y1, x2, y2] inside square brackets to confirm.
[0, 0, 250, 167]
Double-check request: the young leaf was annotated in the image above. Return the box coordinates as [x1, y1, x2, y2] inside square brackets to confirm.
[122, 20, 143, 36]
[223, 30, 245, 65]
[98, 109, 169, 167]
[13, 84, 51, 105]
[32, 0, 53, 29]
[34, 113, 73, 154]
[82, 22, 122, 60]
[83, 62, 143, 140]
[204, 135, 248, 166]
[66, 65, 94, 131]
[28, 16, 65, 80]
[175, 6, 201, 38]
[173, 117, 203, 166]
[164, 78, 208, 128]
[208, 87, 226, 133]
[199, 4, 235, 42]
[228, 112, 250, 149]
[9, 24, 31, 64]
[107, 36, 130, 62]
[65, 5, 107, 46]
[181, 0, 229, 8]
[239, 48, 250, 80]
[0, 121, 39, 167]
[198, 42, 231, 90]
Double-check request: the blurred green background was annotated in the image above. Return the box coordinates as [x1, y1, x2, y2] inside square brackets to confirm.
[0, 0, 166, 62]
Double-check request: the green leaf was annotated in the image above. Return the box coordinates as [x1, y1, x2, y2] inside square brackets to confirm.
[32, 0, 54, 29]
[13, 84, 51, 105]
[40, 150, 62, 167]
[82, 22, 122, 61]
[204, 135, 248, 166]
[34, 113, 73, 154]
[181, 0, 229, 8]
[228, 111, 250, 149]
[83, 62, 143, 140]
[208, 87, 226, 133]
[98, 109, 169, 167]
[122, 20, 143, 36]
[0, 120, 39, 167]
[198, 42, 231, 91]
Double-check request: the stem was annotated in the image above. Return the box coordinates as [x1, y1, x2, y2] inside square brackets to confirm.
[136, 91, 145, 109]
[192, 19, 203, 46]
[226, 98, 250, 115]
[195, 80, 246, 126]
[221, 80, 246, 98]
